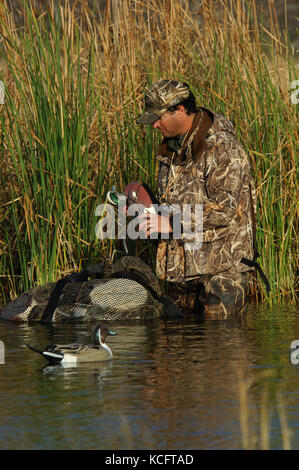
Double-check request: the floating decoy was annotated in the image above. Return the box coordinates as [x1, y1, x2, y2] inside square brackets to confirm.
[26, 325, 117, 365]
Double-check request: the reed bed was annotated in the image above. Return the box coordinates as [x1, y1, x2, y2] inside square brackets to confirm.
[0, 0, 298, 304]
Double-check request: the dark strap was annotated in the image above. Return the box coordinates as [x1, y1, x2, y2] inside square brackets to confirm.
[41, 263, 105, 323]
[241, 257, 270, 293]
[108, 270, 183, 318]
[245, 181, 271, 293]
[68, 263, 105, 282]
[40, 278, 69, 322]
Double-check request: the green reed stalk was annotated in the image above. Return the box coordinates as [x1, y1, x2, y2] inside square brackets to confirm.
[0, 2, 110, 292]
[0, 0, 297, 304]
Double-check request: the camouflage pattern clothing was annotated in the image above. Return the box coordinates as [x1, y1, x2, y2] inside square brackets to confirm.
[137, 79, 191, 124]
[168, 269, 253, 317]
[155, 108, 256, 313]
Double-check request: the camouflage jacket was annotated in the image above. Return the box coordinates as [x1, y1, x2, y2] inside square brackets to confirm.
[155, 108, 256, 282]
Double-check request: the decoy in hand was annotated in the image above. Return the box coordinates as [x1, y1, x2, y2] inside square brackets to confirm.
[26, 324, 117, 365]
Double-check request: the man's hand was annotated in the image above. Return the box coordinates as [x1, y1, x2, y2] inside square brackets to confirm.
[138, 213, 173, 237]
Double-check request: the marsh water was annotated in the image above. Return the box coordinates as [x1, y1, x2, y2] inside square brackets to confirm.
[0, 303, 298, 450]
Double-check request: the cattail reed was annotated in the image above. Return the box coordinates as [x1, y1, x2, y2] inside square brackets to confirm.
[0, 0, 297, 304]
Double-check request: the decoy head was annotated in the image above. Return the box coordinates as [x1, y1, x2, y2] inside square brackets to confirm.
[93, 324, 117, 346]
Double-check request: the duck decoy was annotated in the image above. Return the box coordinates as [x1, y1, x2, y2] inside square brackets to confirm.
[26, 325, 117, 365]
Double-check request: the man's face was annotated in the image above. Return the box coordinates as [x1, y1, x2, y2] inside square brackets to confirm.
[152, 109, 184, 138]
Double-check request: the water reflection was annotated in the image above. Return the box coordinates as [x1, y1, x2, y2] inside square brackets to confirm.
[0, 304, 298, 449]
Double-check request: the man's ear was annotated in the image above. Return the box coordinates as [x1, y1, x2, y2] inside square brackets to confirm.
[177, 104, 187, 114]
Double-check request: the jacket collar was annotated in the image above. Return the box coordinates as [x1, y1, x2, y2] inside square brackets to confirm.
[156, 108, 214, 165]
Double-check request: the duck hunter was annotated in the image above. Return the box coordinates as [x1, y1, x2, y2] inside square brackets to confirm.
[136, 79, 269, 315]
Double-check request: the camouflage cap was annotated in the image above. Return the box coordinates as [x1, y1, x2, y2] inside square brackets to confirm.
[137, 79, 190, 125]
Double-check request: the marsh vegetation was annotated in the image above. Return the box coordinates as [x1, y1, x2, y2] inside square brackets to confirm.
[0, 0, 298, 304]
